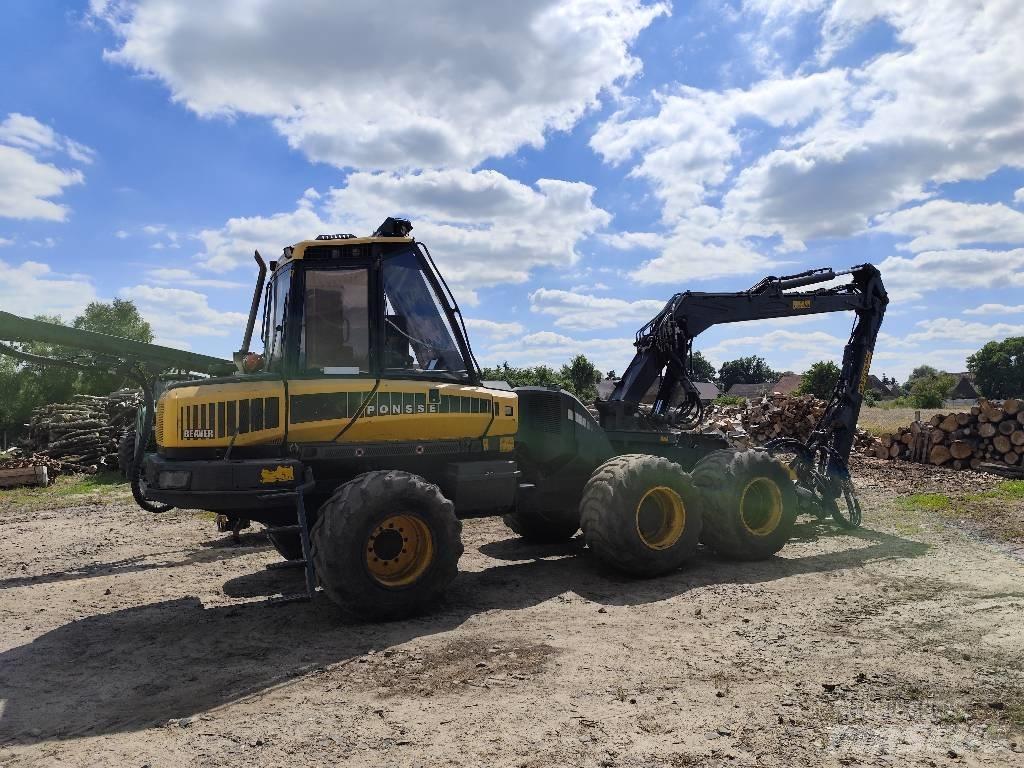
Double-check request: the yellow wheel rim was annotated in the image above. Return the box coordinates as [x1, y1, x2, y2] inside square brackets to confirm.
[365, 513, 434, 587]
[635, 486, 686, 550]
[740, 478, 783, 536]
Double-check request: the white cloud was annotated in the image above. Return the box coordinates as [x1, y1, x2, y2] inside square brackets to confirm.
[328, 170, 611, 296]
[195, 188, 331, 273]
[871, 200, 1024, 252]
[0, 237, 13, 247]
[963, 303, 1024, 316]
[119, 284, 248, 340]
[594, 1, 1024, 262]
[114, 229, 129, 239]
[728, 1, 1024, 244]
[483, 329, 637, 374]
[0, 259, 98, 319]
[143, 267, 246, 289]
[0, 113, 95, 164]
[529, 287, 663, 330]
[615, 229, 779, 284]
[0, 113, 91, 221]
[591, 71, 848, 224]
[905, 318, 1024, 345]
[465, 318, 525, 336]
[878, 248, 1024, 301]
[94, 0, 667, 170]
[190, 171, 610, 303]
[1015, 187, 1024, 205]
[693, 327, 847, 374]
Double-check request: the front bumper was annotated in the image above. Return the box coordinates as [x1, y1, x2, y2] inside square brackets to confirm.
[142, 454, 305, 512]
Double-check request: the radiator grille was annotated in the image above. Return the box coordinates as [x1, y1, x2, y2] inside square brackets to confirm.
[534, 395, 563, 434]
[178, 396, 280, 440]
[155, 401, 165, 446]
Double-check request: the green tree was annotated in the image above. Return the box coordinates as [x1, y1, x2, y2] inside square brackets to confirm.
[0, 300, 153, 438]
[479, 362, 564, 390]
[559, 354, 602, 403]
[904, 364, 938, 390]
[798, 360, 841, 399]
[909, 372, 955, 408]
[73, 299, 155, 394]
[480, 354, 603, 402]
[967, 337, 1024, 398]
[690, 351, 716, 382]
[718, 356, 778, 392]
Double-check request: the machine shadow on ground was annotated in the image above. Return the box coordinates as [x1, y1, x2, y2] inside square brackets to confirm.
[0, 531, 271, 591]
[0, 525, 927, 746]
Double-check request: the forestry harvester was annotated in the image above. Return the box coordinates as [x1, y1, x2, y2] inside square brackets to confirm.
[0, 217, 887, 619]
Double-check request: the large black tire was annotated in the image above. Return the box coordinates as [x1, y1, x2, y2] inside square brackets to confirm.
[502, 506, 579, 543]
[267, 530, 304, 560]
[692, 449, 797, 560]
[120, 428, 174, 513]
[310, 470, 463, 621]
[117, 429, 136, 479]
[579, 454, 702, 577]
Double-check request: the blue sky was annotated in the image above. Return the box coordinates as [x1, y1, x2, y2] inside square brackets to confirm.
[1, 0, 1022, 383]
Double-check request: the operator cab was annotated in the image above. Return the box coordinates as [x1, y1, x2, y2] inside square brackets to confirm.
[257, 218, 477, 384]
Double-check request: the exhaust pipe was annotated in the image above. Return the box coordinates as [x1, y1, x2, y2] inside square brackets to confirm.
[234, 250, 267, 371]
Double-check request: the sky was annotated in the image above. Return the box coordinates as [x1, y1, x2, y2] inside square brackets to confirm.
[1, 0, 1023, 384]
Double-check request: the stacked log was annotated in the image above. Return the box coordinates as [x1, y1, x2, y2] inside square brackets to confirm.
[878, 398, 1024, 471]
[703, 393, 883, 454]
[10, 390, 143, 475]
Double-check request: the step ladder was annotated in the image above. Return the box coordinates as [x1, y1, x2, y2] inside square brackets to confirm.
[260, 467, 317, 602]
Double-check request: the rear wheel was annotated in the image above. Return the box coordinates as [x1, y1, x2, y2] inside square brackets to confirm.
[579, 454, 702, 577]
[693, 449, 796, 560]
[310, 470, 462, 621]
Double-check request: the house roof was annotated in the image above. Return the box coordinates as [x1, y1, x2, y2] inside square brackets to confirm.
[693, 381, 722, 401]
[949, 376, 979, 399]
[596, 377, 616, 400]
[771, 374, 803, 395]
[726, 382, 770, 398]
[865, 374, 891, 395]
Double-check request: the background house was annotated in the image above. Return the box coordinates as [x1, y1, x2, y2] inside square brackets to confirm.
[693, 381, 722, 403]
[948, 372, 980, 402]
[770, 373, 803, 395]
[726, 382, 770, 399]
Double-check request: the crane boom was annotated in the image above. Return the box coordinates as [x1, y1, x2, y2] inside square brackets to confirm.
[597, 263, 888, 468]
[0, 310, 235, 376]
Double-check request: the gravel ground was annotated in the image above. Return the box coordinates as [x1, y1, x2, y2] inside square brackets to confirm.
[1, 457, 1023, 767]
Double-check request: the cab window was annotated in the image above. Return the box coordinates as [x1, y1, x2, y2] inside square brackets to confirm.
[301, 267, 370, 373]
[381, 249, 467, 379]
[263, 265, 291, 371]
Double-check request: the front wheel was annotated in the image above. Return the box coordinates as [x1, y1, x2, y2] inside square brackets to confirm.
[121, 429, 174, 514]
[310, 470, 463, 621]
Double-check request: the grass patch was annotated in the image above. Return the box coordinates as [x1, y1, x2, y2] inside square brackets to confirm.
[0, 471, 130, 510]
[893, 481, 1024, 542]
[967, 481, 1024, 502]
[896, 493, 952, 511]
[857, 407, 948, 436]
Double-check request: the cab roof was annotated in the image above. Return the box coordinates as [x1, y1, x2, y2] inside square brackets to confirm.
[278, 236, 414, 267]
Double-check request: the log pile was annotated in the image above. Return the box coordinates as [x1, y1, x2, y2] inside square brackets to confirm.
[877, 398, 1024, 472]
[12, 390, 142, 475]
[703, 393, 883, 454]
